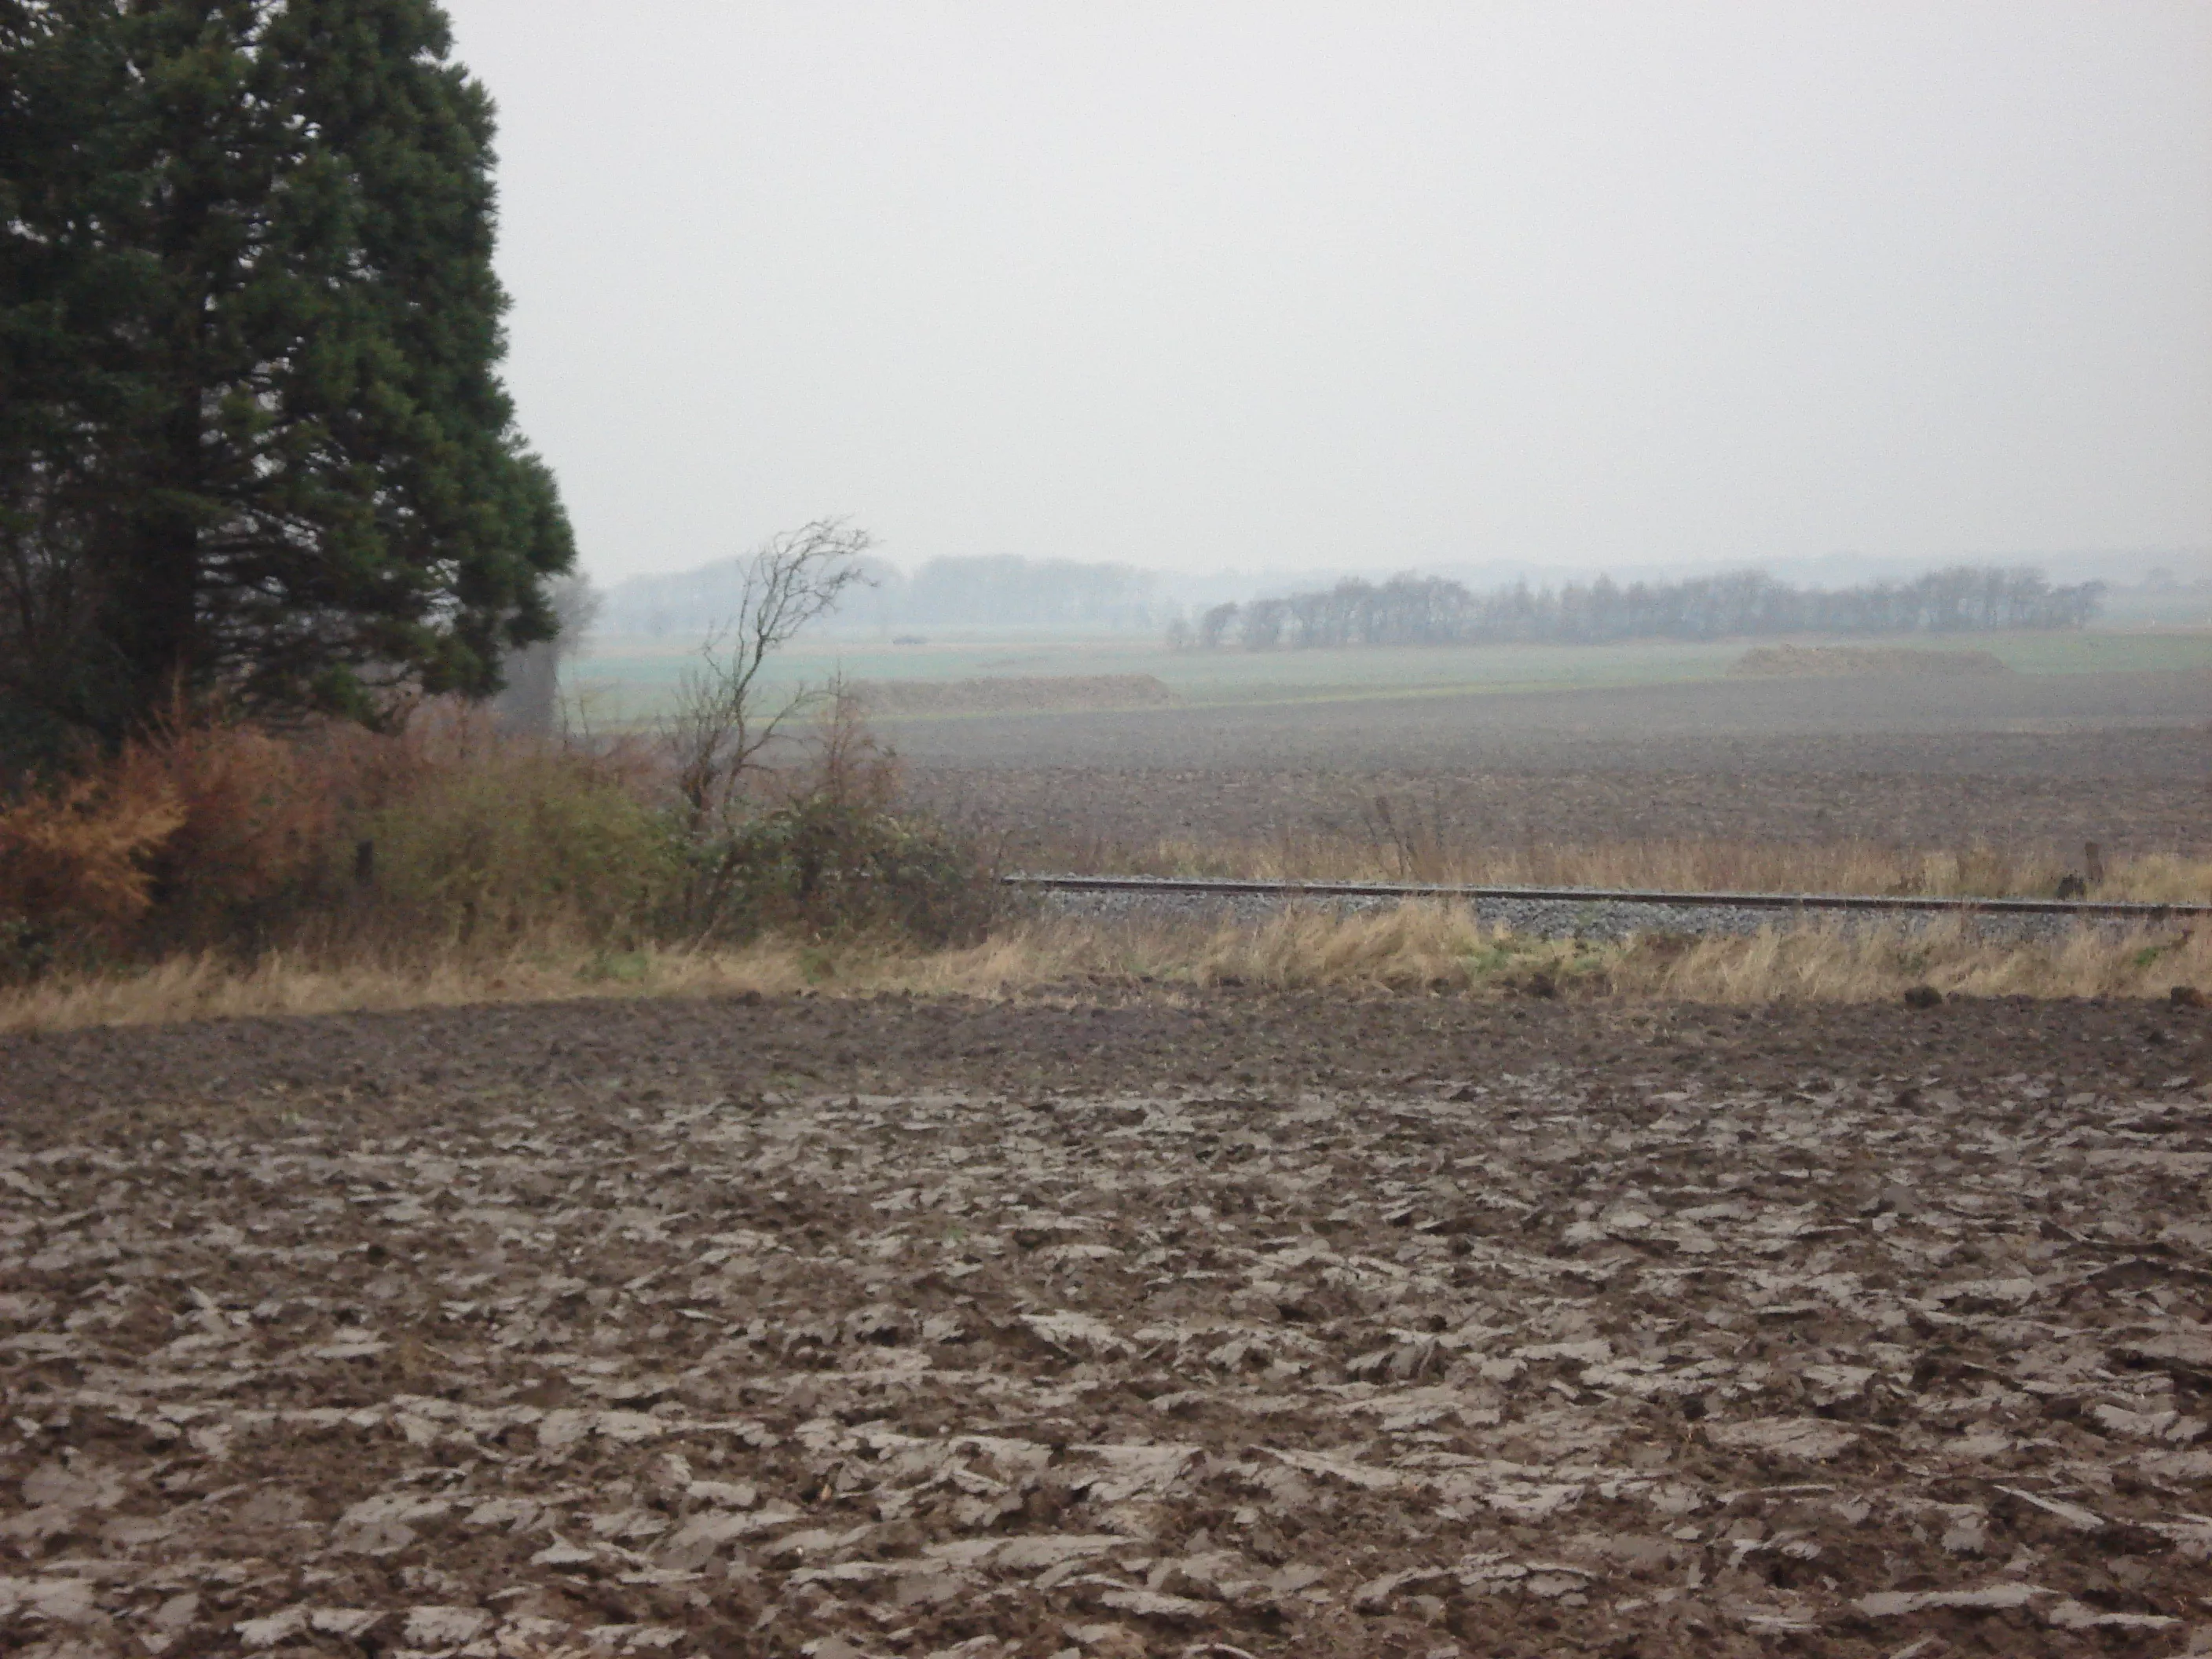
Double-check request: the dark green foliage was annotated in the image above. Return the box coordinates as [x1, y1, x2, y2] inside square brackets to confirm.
[0, 0, 573, 742]
[694, 798, 999, 947]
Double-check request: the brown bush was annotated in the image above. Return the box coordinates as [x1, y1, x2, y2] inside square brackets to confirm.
[0, 770, 186, 947]
[121, 713, 337, 923]
[0, 683, 997, 992]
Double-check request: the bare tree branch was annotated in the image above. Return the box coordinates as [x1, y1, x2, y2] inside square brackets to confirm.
[661, 519, 875, 932]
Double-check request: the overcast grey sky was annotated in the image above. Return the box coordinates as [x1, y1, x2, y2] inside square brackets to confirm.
[439, 1, 2212, 584]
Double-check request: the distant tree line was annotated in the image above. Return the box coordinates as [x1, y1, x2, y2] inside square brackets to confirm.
[1171, 566, 2104, 651]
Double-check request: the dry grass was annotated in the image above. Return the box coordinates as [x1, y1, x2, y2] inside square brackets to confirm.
[1617, 914, 2210, 1004]
[3, 902, 2201, 1035]
[1002, 906, 2211, 1005]
[1062, 830, 2212, 904]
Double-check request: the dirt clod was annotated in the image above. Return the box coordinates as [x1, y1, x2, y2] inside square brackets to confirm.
[1, 992, 2208, 1656]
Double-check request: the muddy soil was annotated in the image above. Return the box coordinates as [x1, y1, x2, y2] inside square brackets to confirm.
[892, 672, 2211, 856]
[3, 991, 2210, 1658]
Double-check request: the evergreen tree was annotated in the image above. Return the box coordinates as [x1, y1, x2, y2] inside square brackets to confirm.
[0, 0, 573, 745]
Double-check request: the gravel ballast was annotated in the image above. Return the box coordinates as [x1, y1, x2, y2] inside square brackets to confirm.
[1019, 879, 2186, 943]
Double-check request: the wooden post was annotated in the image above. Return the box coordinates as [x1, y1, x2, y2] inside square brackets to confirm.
[2084, 842, 2104, 886]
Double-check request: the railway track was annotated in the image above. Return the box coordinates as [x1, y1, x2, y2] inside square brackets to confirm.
[1005, 872, 2210, 917]
[1003, 872, 2211, 939]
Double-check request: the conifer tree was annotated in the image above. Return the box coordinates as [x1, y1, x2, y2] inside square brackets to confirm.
[0, 0, 574, 743]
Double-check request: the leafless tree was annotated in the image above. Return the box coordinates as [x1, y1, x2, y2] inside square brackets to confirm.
[664, 518, 874, 837]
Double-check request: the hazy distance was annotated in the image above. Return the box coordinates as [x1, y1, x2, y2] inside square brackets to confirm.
[441, 1, 2212, 589]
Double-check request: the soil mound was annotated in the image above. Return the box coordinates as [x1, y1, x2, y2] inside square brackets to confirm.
[856, 672, 1176, 716]
[1730, 643, 2012, 677]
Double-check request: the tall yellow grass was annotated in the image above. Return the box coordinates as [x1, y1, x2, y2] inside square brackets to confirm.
[1058, 831, 2212, 904]
[2, 903, 2200, 1034]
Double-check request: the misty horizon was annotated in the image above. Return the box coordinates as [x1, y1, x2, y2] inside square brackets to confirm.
[442, 1, 2212, 590]
[588, 545, 2203, 643]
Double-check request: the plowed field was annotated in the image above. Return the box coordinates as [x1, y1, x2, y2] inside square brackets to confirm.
[3, 993, 2210, 1657]
[892, 671, 2211, 857]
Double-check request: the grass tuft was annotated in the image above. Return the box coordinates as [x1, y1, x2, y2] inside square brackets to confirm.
[1045, 828, 2211, 904]
[3, 903, 2202, 1034]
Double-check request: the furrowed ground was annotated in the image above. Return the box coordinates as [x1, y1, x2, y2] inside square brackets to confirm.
[886, 672, 2211, 859]
[2, 992, 2210, 1658]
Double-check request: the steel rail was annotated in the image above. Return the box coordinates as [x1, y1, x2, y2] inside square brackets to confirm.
[1002, 872, 2212, 920]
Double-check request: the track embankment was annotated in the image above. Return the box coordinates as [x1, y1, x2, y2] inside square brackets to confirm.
[1008, 873, 2212, 940]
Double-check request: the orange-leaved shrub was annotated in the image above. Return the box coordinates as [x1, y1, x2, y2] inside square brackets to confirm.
[0, 771, 186, 943]
[1, 690, 1000, 983]
[120, 714, 339, 933]
[1, 713, 346, 974]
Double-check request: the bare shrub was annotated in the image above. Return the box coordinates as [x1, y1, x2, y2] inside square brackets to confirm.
[0, 632, 994, 993]
[687, 684, 997, 947]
